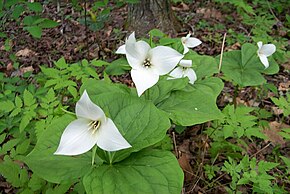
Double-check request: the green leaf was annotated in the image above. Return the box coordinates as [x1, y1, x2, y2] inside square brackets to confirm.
[144, 77, 188, 104]
[158, 77, 223, 126]
[25, 26, 42, 39]
[186, 53, 219, 78]
[89, 92, 171, 162]
[83, 149, 183, 194]
[25, 115, 92, 183]
[90, 59, 109, 67]
[149, 29, 165, 37]
[23, 90, 35, 106]
[221, 43, 279, 86]
[105, 58, 131, 75]
[19, 114, 32, 133]
[68, 86, 77, 98]
[54, 57, 68, 69]
[26, 2, 43, 12]
[38, 19, 59, 28]
[0, 100, 15, 112]
[81, 79, 130, 96]
[12, 5, 25, 19]
[0, 157, 28, 187]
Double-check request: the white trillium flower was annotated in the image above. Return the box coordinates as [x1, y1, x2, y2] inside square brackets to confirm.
[54, 90, 131, 156]
[125, 32, 184, 96]
[116, 32, 136, 54]
[168, 59, 197, 84]
[181, 33, 202, 54]
[257, 41, 276, 69]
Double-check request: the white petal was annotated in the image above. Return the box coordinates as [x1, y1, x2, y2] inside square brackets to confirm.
[131, 68, 159, 96]
[116, 44, 126, 54]
[149, 46, 184, 75]
[168, 67, 183, 79]
[184, 37, 202, 48]
[259, 54, 269, 69]
[257, 41, 263, 50]
[54, 118, 97, 155]
[96, 118, 131, 152]
[260, 44, 276, 57]
[184, 68, 197, 84]
[183, 44, 189, 54]
[76, 90, 106, 121]
[125, 40, 150, 69]
[126, 32, 136, 44]
[179, 59, 192, 68]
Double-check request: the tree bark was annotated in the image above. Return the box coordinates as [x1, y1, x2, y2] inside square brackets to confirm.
[126, 0, 181, 37]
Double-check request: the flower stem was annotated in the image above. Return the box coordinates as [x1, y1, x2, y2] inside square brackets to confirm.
[108, 151, 116, 164]
[91, 146, 97, 166]
[61, 108, 76, 116]
[233, 85, 239, 109]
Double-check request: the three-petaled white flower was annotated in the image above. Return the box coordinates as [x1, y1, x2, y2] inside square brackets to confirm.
[124, 32, 184, 96]
[168, 59, 197, 84]
[181, 33, 202, 54]
[257, 41, 276, 69]
[54, 90, 131, 156]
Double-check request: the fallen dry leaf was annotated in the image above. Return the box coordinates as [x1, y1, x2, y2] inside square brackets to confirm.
[178, 153, 194, 181]
[278, 81, 290, 92]
[172, 3, 190, 11]
[15, 48, 36, 57]
[263, 121, 289, 147]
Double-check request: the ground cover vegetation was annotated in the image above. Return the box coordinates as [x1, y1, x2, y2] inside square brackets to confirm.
[0, 0, 289, 193]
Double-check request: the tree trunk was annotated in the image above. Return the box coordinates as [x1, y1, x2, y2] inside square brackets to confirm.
[126, 0, 181, 37]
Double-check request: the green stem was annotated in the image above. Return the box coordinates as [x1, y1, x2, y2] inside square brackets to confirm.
[91, 146, 97, 166]
[108, 152, 116, 164]
[233, 85, 239, 109]
[61, 108, 76, 116]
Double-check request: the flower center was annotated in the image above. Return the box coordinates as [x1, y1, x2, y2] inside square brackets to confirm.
[89, 120, 101, 134]
[143, 58, 152, 68]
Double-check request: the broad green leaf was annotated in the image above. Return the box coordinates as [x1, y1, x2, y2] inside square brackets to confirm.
[19, 114, 32, 133]
[144, 77, 189, 104]
[158, 77, 223, 126]
[89, 92, 171, 162]
[25, 115, 92, 183]
[25, 26, 42, 39]
[221, 43, 279, 86]
[91, 59, 109, 67]
[81, 79, 130, 96]
[83, 149, 183, 194]
[105, 58, 131, 75]
[186, 53, 219, 78]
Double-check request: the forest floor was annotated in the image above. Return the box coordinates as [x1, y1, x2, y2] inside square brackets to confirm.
[0, 1, 289, 193]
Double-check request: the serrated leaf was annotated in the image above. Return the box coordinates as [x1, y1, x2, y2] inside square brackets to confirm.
[0, 100, 15, 112]
[0, 156, 28, 187]
[90, 59, 109, 67]
[15, 96, 23, 107]
[68, 86, 77, 98]
[54, 57, 68, 69]
[83, 149, 183, 194]
[23, 90, 35, 106]
[0, 139, 20, 155]
[19, 114, 32, 132]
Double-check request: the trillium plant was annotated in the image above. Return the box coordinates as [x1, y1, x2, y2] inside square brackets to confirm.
[25, 29, 279, 194]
